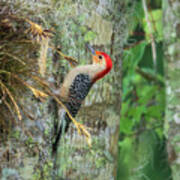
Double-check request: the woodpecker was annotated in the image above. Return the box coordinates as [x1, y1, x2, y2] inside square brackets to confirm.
[52, 47, 112, 154]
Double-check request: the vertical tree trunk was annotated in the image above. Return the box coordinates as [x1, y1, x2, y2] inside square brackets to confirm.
[164, 0, 180, 179]
[0, 1, 131, 179]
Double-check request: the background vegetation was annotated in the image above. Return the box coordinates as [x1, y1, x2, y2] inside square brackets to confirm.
[117, 1, 172, 179]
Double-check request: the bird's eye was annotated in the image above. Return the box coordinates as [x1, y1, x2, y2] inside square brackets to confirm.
[98, 55, 103, 59]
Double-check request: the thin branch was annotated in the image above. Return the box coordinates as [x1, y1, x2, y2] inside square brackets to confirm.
[0, 80, 22, 120]
[50, 45, 78, 67]
[0, 52, 26, 65]
[142, 0, 157, 71]
[136, 67, 164, 85]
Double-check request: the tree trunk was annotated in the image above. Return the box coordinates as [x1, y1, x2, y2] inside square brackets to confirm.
[164, 0, 180, 179]
[0, 0, 131, 179]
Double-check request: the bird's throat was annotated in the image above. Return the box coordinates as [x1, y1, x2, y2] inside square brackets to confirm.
[92, 65, 111, 83]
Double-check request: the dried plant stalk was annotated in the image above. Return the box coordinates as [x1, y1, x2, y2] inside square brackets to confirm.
[38, 38, 49, 77]
[0, 80, 22, 121]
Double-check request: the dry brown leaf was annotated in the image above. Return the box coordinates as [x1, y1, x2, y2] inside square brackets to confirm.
[0, 52, 26, 65]
[38, 38, 49, 77]
[50, 45, 78, 67]
[31, 75, 50, 88]
[12, 74, 48, 99]
[25, 19, 53, 41]
[25, 20, 44, 37]
[28, 86, 48, 99]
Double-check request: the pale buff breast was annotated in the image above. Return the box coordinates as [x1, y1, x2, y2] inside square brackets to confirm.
[59, 64, 105, 101]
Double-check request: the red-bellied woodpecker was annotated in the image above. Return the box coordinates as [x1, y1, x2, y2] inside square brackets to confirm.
[52, 47, 112, 154]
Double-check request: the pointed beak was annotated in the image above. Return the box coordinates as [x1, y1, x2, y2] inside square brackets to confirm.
[87, 44, 95, 55]
[86, 44, 99, 64]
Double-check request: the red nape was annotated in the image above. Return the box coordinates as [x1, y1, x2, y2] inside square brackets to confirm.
[93, 52, 113, 82]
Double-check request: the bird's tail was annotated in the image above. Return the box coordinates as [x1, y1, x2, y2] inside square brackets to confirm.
[52, 114, 70, 155]
[52, 126, 62, 155]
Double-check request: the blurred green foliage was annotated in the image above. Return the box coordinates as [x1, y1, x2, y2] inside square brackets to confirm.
[117, 0, 172, 179]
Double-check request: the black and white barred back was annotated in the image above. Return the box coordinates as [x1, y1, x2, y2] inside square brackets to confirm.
[66, 73, 92, 116]
[52, 74, 92, 154]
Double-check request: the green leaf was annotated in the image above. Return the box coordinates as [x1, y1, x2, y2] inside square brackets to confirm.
[146, 105, 162, 119]
[118, 137, 133, 164]
[137, 85, 157, 105]
[121, 100, 130, 116]
[120, 117, 134, 134]
[128, 1, 144, 33]
[143, 9, 163, 41]
[129, 105, 146, 123]
[123, 41, 147, 73]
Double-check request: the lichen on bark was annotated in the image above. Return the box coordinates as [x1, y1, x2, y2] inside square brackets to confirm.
[0, 0, 131, 179]
[164, 0, 180, 179]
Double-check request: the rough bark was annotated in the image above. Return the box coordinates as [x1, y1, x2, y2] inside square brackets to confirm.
[164, 0, 180, 179]
[0, 0, 131, 179]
